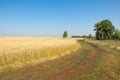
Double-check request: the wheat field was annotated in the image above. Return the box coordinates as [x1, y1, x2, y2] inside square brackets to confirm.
[0, 37, 80, 74]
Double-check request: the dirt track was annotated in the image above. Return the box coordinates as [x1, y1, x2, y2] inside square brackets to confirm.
[47, 41, 102, 80]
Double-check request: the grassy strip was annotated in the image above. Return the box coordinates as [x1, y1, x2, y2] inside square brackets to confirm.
[74, 41, 120, 80]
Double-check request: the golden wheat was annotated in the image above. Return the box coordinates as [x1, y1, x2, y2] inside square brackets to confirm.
[0, 37, 80, 73]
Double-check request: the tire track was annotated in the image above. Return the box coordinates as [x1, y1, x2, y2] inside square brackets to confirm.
[45, 42, 102, 80]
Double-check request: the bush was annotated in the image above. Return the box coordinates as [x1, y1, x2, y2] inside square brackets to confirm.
[114, 29, 120, 40]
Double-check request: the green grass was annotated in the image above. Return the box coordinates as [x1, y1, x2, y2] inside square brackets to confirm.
[0, 40, 120, 80]
[73, 41, 120, 80]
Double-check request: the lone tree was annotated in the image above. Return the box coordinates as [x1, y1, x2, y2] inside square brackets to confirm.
[94, 19, 115, 40]
[63, 31, 68, 38]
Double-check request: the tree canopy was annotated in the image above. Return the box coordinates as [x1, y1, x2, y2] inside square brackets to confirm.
[114, 29, 120, 40]
[63, 31, 68, 38]
[94, 19, 115, 40]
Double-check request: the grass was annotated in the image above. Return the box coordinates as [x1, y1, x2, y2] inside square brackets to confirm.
[0, 37, 80, 76]
[0, 38, 120, 80]
[87, 40, 120, 51]
[76, 40, 120, 80]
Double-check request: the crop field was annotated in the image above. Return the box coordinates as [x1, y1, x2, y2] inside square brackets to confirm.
[0, 38, 120, 80]
[0, 37, 80, 77]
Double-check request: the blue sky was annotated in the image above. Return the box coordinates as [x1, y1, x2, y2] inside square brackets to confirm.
[0, 0, 120, 37]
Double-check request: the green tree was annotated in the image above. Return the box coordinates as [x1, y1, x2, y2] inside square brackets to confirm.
[88, 34, 92, 39]
[63, 31, 68, 38]
[114, 29, 120, 40]
[94, 19, 115, 40]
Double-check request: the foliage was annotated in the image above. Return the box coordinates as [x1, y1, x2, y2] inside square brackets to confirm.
[63, 31, 68, 38]
[71, 35, 87, 38]
[114, 29, 120, 40]
[81, 35, 87, 38]
[71, 35, 81, 38]
[87, 34, 92, 39]
[71, 34, 95, 40]
[94, 19, 115, 40]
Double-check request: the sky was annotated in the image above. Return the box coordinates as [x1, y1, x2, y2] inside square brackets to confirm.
[0, 0, 120, 37]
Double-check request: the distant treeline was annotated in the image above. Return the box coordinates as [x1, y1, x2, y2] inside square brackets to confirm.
[71, 34, 95, 39]
[65, 19, 120, 40]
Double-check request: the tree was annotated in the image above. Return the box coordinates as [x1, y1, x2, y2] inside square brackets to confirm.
[71, 35, 81, 38]
[81, 35, 87, 38]
[94, 19, 115, 40]
[63, 31, 68, 38]
[114, 29, 120, 40]
[88, 34, 92, 39]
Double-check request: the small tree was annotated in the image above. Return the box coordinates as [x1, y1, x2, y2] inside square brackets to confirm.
[63, 31, 68, 38]
[88, 34, 92, 39]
